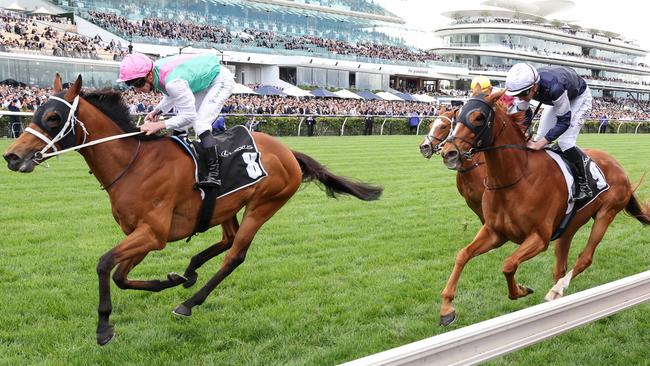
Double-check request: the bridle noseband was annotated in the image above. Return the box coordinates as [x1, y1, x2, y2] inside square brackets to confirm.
[24, 95, 88, 162]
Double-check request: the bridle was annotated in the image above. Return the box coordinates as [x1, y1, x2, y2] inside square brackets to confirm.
[423, 111, 457, 154]
[23, 93, 144, 190]
[24, 95, 87, 161]
[446, 95, 530, 189]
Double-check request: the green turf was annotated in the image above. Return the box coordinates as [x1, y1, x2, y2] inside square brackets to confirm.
[0, 134, 648, 365]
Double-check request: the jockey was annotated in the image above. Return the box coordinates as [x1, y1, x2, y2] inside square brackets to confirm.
[470, 75, 493, 95]
[505, 63, 593, 201]
[117, 52, 234, 188]
[471, 75, 530, 126]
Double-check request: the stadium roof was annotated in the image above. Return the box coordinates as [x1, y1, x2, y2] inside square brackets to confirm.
[246, 0, 405, 24]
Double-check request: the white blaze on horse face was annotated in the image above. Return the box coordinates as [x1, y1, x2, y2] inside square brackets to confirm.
[428, 118, 445, 139]
[450, 119, 464, 141]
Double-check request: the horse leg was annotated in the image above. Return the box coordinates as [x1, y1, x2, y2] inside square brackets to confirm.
[96, 224, 168, 345]
[549, 211, 616, 300]
[111, 254, 187, 292]
[544, 235, 573, 301]
[502, 233, 548, 300]
[440, 226, 507, 326]
[182, 216, 239, 289]
[173, 200, 285, 317]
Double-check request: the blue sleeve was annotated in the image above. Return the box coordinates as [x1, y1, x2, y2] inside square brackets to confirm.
[543, 89, 572, 142]
[544, 111, 571, 142]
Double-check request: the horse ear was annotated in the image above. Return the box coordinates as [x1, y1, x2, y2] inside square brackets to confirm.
[487, 89, 506, 105]
[64, 75, 83, 101]
[53, 73, 63, 93]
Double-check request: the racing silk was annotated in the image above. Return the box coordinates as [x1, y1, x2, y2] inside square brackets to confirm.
[151, 53, 221, 130]
[152, 53, 221, 94]
[533, 66, 587, 142]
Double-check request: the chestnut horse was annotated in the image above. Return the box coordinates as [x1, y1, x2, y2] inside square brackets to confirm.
[3, 75, 383, 345]
[438, 90, 650, 325]
[419, 107, 486, 223]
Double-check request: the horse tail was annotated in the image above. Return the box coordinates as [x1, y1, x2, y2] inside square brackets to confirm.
[292, 150, 383, 201]
[625, 194, 650, 225]
[624, 173, 650, 225]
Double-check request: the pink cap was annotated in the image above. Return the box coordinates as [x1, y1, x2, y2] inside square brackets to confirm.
[117, 53, 154, 82]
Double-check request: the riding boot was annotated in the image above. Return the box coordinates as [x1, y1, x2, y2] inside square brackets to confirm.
[564, 146, 592, 201]
[198, 131, 221, 188]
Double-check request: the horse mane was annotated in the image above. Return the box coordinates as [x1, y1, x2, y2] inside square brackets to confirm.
[494, 99, 528, 141]
[81, 88, 162, 140]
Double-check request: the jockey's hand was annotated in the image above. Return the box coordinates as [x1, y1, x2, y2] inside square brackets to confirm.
[145, 110, 161, 123]
[140, 121, 166, 135]
[526, 137, 549, 151]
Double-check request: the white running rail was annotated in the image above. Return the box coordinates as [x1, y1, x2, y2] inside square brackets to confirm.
[340, 270, 650, 366]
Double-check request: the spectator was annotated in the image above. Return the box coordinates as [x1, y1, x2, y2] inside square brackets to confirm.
[306, 115, 316, 136]
[408, 111, 420, 134]
[599, 114, 609, 133]
[363, 112, 374, 135]
[8, 98, 22, 137]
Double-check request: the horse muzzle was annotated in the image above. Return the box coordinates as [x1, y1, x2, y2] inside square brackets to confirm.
[420, 143, 434, 159]
[441, 149, 460, 171]
[3, 152, 37, 173]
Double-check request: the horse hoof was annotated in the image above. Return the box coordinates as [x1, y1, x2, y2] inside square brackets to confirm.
[182, 273, 198, 288]
[168, 272, 187, 284]
[96, 326, 115, 346]
[439, 311, 456, 327]
[526, 287, 534, 295]
[172, 304, 192, 317]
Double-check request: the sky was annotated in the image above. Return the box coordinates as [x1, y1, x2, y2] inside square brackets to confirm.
[374, 0, 650, 51]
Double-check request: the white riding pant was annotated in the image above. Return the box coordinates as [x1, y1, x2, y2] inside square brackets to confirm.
[535, 86, 592, 152]
[193, 67, 234, 136]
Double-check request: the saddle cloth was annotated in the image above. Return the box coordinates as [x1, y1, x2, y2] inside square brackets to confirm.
[171, 125, 268, 199]
[545, 147, 610, 240]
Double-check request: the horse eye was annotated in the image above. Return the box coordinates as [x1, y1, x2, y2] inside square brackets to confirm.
[45, 113, 62, 128]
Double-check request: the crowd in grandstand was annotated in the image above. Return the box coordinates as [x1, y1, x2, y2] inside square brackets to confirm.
[1, 83, 648, 122]
[0, 6, 649, 126]
[0, 9, 125, 60]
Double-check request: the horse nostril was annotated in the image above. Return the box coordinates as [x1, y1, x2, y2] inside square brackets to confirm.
[3, 153, 15, 164]
[444, 150, 458, 160]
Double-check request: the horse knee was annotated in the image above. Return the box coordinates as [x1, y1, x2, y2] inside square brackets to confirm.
[96, 253, 114, 276]
[502, 261, 517, 276]
[225, 251, 247, 269]
[454, 249, 470, 266]
[112, 272, 128, 289]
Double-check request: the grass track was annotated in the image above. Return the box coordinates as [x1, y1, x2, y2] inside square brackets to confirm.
[0, 134, 648, 365]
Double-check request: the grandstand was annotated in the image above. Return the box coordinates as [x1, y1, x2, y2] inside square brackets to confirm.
[0, 0, 649, 124]
[433, 0, 650, 102]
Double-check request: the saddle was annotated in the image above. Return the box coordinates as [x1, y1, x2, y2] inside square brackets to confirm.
[171, 126, 268, 238]
[546, 145, 610, 240]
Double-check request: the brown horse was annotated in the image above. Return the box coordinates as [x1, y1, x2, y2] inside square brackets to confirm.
[438, 90, 650, 326]
[3, 75, 383, 345]
[419, 106, 486, 223]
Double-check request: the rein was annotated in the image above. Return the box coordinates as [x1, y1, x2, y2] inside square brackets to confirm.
[101, 139, 142, 191]
[483, 151, 529, 190]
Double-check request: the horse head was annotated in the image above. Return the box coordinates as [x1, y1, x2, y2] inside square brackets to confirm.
[441, 90, 507, 170]
[419, 106, 458, 159]
[4, 74, 84, 172]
